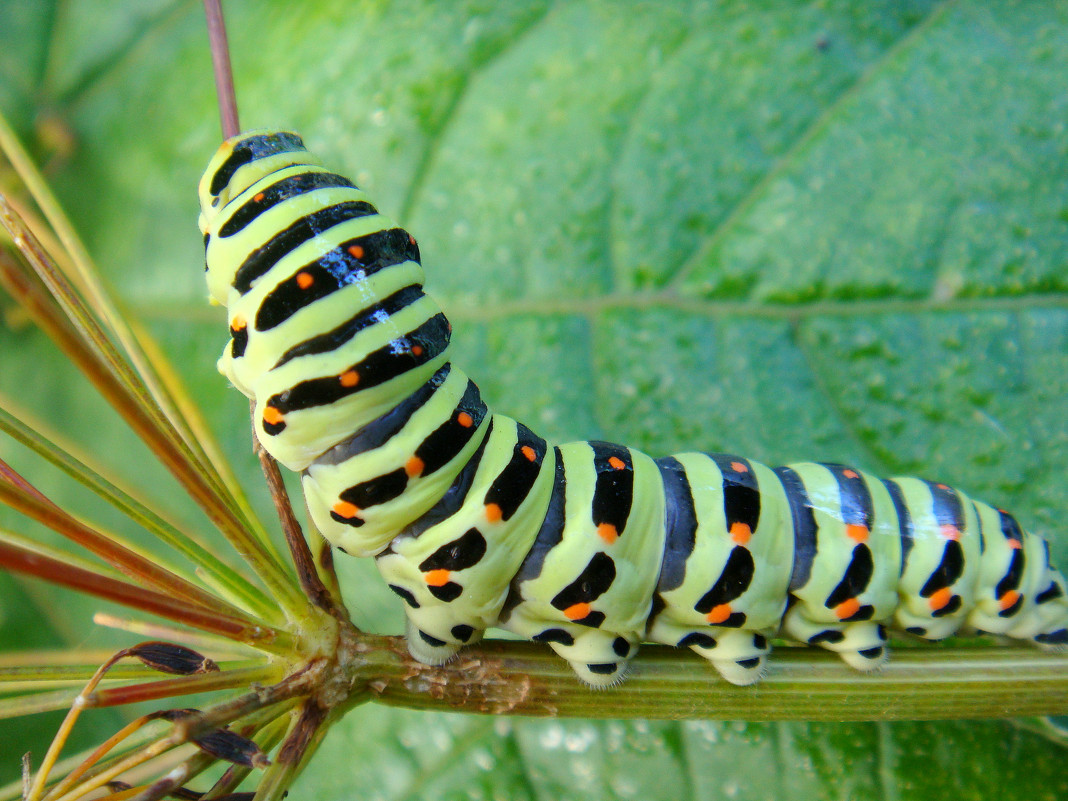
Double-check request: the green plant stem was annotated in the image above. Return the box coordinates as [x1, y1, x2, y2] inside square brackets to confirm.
[85, 664, 284, 708]
[0, 203, 236, 529]
[0, 402, 279, 620]
[0, 471, 253, 620]
[354, 635, 1068, 721]
[0, 526, 128, 583]
[89, 613, 259, 659]
[0, 729, 159, 801]
[0, 223, 307, 620]
[0, 110, 254, 543]
[0, 661, 175, 687]
[0, 540, 293, 652]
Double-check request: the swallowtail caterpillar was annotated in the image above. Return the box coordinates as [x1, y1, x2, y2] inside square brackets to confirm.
[198, 130, 1068, 687]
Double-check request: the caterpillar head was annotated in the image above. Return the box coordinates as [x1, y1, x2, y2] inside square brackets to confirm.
[198, 129, 323, 303]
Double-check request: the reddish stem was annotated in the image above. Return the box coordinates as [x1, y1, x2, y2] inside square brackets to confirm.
[86, 665, 282, 708]
[0, 540, 289, 650]
[204, 0, 241, 137]
[0, 459, 253, 617]
[255, 443, 336, 613]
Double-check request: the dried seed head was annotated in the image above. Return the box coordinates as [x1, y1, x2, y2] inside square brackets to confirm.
[193, 728, 271, 769]
[129, 641, 220, 675]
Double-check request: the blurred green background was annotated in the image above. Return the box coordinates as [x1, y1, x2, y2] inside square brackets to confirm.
[1, 0, 1067, 797]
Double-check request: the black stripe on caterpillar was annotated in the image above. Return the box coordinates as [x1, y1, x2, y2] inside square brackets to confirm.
[198, 130, 1068, 686]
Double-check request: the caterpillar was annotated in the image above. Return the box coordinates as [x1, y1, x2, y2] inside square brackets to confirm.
[198, 130, 1068, 687]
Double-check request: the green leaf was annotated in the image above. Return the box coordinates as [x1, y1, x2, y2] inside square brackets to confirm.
[2, 0, 1067, 798]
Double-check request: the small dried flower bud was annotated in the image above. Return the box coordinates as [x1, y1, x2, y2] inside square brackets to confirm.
[193, 728, 271, 769]
[129, 641, 219, 675]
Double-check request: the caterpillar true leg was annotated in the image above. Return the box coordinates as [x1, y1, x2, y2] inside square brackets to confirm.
[199, 130, 1068, 687]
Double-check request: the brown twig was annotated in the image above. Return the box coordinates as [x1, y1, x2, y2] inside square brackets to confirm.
[276, 699, 328, 766]
[255, 438, 337, 614]
[251, 700, 330, 801]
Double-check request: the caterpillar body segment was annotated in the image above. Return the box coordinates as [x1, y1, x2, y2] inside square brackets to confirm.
[377, 415, 558, 665]
[647, 454, 794, 684]
[303, 364, 493, 557]
[497, 442, 668, 686]
[199, 130, 1068, 687]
